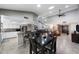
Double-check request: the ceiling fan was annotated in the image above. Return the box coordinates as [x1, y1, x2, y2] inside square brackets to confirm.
[58, 9, 65, 17]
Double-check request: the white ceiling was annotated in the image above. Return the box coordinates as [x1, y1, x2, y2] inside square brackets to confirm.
[0, 4, 78, 17]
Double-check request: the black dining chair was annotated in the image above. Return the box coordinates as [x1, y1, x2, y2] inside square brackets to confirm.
[29, 31, 56, 54]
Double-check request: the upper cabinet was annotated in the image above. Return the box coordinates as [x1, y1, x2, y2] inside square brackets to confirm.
[0, 15, 34, 29]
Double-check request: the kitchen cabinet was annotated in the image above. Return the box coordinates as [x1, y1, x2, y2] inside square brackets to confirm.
[0, 15, 19, 39]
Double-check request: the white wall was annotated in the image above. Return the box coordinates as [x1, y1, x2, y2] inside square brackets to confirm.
[46, 9, 79, 33]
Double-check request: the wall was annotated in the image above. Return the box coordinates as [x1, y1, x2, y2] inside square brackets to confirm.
[0, 9, 38, 39]
[46, 8, 79, 33]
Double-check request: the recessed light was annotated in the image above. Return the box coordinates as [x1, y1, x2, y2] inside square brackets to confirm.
[65, 5, 70, 8]
[48, 6, 55, 10]
[37, 4, 41, 8]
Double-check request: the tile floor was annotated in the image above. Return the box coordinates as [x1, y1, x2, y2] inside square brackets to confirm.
[0, 34, 79, 54]
[57, 34, 79, 54]
[0, 38, 29, 54]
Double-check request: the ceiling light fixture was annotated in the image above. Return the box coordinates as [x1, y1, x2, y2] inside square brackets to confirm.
[65, 5, 70, 8]
[37, 4, 41, 8]
[48, 6, 55, 10]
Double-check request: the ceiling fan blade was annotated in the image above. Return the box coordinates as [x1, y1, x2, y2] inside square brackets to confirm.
[58, 9, 66, 17]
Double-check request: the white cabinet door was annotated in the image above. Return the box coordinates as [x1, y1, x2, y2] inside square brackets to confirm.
[1, 16, 19, 29]
[1, 15, 19, 39]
